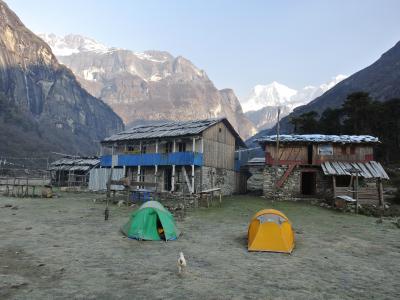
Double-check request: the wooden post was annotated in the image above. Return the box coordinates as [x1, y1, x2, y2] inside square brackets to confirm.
[155, 140, 158, 185]
[137, 166, 141, 188]
[200, 138, 204, 192]
[106, 145, 115, 198]
[275, 107, 281, 166]
[378, 178, 385, 215]
[274, 107, 281, 200]
[171, 139, 176, 192]
[355, 173, 359, 214]
[25, 177, 28, 197]
[332, 176, 336, 199]
[154, 165, 158, 187]
[192, 137, 196, 194]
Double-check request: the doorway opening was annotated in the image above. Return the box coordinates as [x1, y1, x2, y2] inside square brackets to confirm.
[164, 167, 172, 191]
[301, 172, 316, 195]
[307, 144, 313, 164]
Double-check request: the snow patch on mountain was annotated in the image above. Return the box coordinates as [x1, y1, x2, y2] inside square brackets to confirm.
[38, 33, 110, 56]
[135, 52, 168, 63]
[82, 66, 105, 81]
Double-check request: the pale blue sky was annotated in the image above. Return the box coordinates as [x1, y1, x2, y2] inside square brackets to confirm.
[6, 0, 400, 100]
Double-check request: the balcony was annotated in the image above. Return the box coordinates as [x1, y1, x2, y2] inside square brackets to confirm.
[100, 152, 203, 167]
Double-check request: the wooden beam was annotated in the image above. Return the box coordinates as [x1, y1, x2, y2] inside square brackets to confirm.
[332, 176, 336, 198]
[171, 165, 176, 192]
[171, 139, 176, 191]
[192, 137, 196, 193]
[155, 140, 158, 185]
[378, 178, 385, 210]
[182, 166, 192, 193]
[137, 165, 141, 188]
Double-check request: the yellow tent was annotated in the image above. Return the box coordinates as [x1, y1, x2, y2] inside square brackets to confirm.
[248, 209, 295, 253]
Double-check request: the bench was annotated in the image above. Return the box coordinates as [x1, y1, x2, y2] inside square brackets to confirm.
[199, 188, 222, 208]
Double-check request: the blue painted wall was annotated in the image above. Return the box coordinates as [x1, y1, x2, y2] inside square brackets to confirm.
[100, 152, 203, 167]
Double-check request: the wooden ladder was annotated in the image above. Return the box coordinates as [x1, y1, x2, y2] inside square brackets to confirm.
[275, 164, 296, 188]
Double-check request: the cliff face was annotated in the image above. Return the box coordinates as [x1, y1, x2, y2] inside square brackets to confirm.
[0, 1, 123, 158]
[42, 34, 256, 139]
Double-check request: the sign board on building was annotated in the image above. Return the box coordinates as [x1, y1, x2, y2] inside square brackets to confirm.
[318, 144, 333, 156]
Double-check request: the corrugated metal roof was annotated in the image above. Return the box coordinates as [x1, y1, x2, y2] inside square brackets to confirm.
[102, 117, 246, 147]
[321, 161, 389, 179]
[257, 134, 379, 144]
[246, 157, 266, 165]
[49, 157, 100, 171]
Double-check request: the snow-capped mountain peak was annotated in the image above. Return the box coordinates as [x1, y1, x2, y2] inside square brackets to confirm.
[242, 75, 347, 114]
[243, 75, 348, 131]
[242, 82, 297, 112]
[38, 33, 110, 56]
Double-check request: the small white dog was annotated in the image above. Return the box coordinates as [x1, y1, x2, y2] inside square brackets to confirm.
[117, 200, 126, 207]
[177, 252, 187, 275]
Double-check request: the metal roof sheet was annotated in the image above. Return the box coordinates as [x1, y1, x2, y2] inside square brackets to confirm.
[257, 134, 380, 144]
[102, 117, 246, 147]
[321, 161, 389, 179]
[246, 157, 266, 165]
[49, 157, 100, 170]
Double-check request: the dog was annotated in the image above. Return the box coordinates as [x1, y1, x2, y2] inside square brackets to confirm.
[117, 200, 126, 207]
[177, 252, 187, 275]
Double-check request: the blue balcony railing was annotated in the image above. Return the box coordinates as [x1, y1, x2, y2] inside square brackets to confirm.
[100, 152, 203, 167]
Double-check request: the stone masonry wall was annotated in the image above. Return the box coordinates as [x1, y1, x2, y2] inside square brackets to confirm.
[247, 166, 264, 192]
[263, 165, 333, 201]
[199, 166, 235, 195]
[263, 166, 301, 200]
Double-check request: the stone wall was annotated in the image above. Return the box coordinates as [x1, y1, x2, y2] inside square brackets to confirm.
[263, 166, 332, 200]
[247, 166, 264, 193]
[316, 171, 332, 199]
[198, 166, 235, 195]
[263, 166, 302, 200]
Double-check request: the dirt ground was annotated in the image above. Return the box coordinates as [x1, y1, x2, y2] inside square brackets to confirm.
[0, 193, 399, 300]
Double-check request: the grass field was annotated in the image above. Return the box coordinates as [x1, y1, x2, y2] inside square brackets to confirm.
[1, 193, 399, 299]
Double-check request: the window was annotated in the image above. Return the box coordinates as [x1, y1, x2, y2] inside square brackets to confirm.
[336, 176, 351, 187]
[127, 145, 137, 153]
[178, 142, 186, 152]
[350, 146, 356, 155]
[139, 168, 145, 182]
[219, 127, 222, 133]
[341, 146, 347, 155]
[165, 142, 173, 153]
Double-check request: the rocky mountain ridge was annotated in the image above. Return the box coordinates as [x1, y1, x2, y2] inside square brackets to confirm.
[40, 33, 256, 139]
[0, 1, 124, 159]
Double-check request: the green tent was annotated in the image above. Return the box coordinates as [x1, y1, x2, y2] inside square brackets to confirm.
[121, 201, 180, 241]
